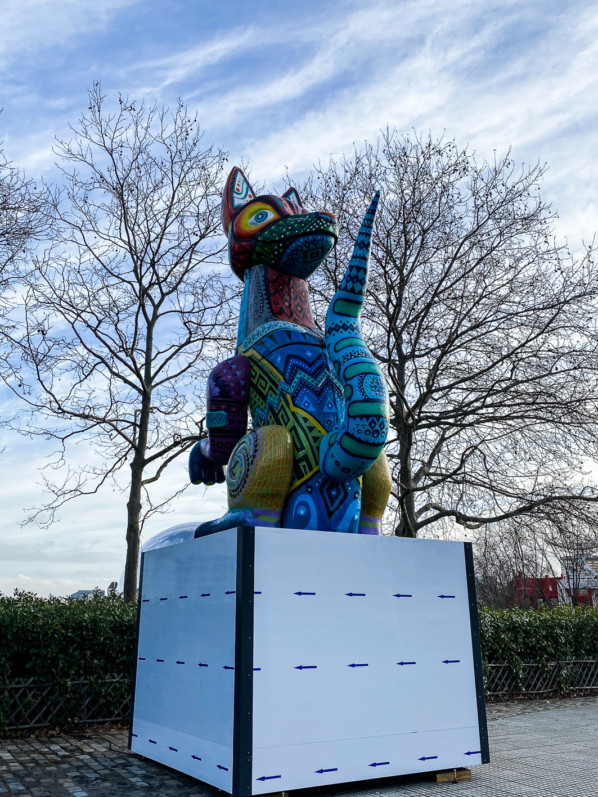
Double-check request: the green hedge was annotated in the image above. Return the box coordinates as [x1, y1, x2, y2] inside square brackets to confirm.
[0, 591, 137, 732]
[479, 606, 598, 665]
[0, 591, 137, 680]
[1, 594, 597, 732]
[4, 596, 595, 683]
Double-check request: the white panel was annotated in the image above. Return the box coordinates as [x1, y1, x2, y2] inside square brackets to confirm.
[252, 529, 483, 793]
[131, 529, 238, 793]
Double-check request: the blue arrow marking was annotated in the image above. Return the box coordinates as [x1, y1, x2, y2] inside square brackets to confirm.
[348, 663, 368, 667]
[397, 661, 416, 666]
[169, 747, 178, 752]
[200, 593, 210, 597]
[394, 593, 412, 598]
[254, 591, 262, 594]
[191, 755, 202, 761]
[156, 659, 164, 663]
[178, 595, 188, 599]
[442, 659, 461, 664]
[369, 761, 389, 767]
[131, 733, 138, 737]
[225, 590, 235, 595]
[257, 775, 281, 781]
[295, 591, 316, 596]
[197, 662, 208, 667]
[346, 592, 366, 597]
[142, 599, 149, 602]
[138, 657, 146, 661]
[148, 739, 157, 744]
[465, 750, 481, 756]
[295, 665, 317, 670]
[316, 768, 338, 774]
[223, 665, 234, 670]
[419, 756, 438, 761]
[438, 594, 455, 599]
[253, 667, 261, 671]
[175, 661, 185, 665]
[159, 597, 168, 601]
[217, 765, 229, 771]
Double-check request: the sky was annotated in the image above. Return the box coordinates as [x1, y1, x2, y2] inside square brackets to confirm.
[1, 0, 597, 596]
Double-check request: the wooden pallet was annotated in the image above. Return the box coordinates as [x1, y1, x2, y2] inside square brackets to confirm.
[434, 767, 472, 783]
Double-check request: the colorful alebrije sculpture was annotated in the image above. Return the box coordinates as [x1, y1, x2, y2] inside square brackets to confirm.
[189, 167, 391, 535]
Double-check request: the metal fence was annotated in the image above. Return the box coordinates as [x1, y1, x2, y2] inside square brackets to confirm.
[485, 659, 598, 697]
[2, 660, 598, 730]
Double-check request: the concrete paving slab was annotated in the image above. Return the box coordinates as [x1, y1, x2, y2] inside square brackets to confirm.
[0, 696, 596, 796]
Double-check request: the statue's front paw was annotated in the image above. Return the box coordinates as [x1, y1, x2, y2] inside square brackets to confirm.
[189, 439, 226, 486]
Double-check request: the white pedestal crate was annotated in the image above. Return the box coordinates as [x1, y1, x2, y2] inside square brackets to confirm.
[130, 527, 489, 795]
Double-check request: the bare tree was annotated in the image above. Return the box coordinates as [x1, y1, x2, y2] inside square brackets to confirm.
[301, 131, 598, 538]
[473, 518, 557, 607]
[0, 142, 51, 354]
[542, 506, 598, 605]
[10, 85, 236, 601]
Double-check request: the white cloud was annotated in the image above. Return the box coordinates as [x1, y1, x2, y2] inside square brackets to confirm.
[1, 0, 597, 595]
[131, 26, 258, 95]
[0, 0, 138, 66]
[232, 0, 598, 246]
[0, 425, 227, 597]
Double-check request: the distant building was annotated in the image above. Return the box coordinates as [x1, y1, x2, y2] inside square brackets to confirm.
[557, 553, 598, 606]
[507, 574, 562, 608]
[70, 588, 105, 599]
[561, 557, 598, 606]
[507, 557, 598, 608]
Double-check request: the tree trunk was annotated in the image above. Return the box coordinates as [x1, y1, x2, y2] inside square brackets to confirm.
[395, 418, 417, 537]
[122, 385, 152, 602]
[123, 457, 144, 603]
[393, 343, 417, 538]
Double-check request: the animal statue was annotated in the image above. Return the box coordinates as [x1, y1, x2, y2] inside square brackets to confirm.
[189, 167, 391, 536]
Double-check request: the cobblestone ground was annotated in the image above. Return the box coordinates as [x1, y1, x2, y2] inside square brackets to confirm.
[0, 696, 596, 797]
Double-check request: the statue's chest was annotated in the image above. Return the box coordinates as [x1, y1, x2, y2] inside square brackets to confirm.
[241, 327, 344, 434]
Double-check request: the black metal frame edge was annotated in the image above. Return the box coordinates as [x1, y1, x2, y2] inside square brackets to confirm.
[464, 542, 490, 764]
[232, 526, 255, 796]
[128, 551, 146, 750]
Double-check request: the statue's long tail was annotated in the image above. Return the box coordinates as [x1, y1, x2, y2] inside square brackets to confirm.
[320, 192, 389, 481]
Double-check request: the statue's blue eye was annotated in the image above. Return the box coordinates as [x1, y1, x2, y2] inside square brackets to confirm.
[248, 208, 275, 227]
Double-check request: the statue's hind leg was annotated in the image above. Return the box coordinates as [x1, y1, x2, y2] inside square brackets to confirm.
[358, 450, 392, 534]
[194, 426, 293, 537]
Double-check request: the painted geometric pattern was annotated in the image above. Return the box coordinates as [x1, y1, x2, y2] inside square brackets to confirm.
[246, 359, 326, 490]
[231, 167, 254, 208]
[241, 320, 323, 353]
[267, 269, 316, 328]
[320, 192, 389, 480]
[244, 330, 344, 491]
[197, 169, 391, 535]
[228, 426, 293, 511]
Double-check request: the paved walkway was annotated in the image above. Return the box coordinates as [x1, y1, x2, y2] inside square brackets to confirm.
[1, 696, 597, 796]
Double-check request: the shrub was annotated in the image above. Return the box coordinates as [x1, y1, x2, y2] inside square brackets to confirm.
[0, 590, 137, 732]
[479, 605, 598, 695]
[1, 593, 596, 731]
[479, 605, 598, 665]
[0, 590, 137, 680]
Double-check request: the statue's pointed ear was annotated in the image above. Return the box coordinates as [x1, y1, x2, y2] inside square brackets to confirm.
[282, 187, 304, 209]
[222, 167, 256, 234]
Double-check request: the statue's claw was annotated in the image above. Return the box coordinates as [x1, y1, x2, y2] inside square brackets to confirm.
[189, 440, 226, 486]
